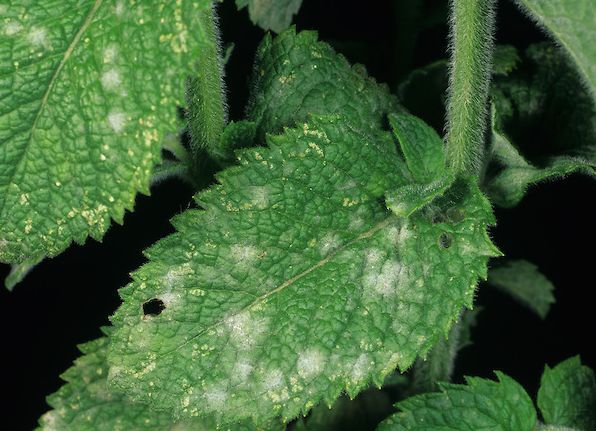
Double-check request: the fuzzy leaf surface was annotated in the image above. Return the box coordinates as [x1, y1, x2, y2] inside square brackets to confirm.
[37, 332, 267, 431]
[108, 114, 497, 425]
[378, 373, 537, 430]
[514, 0, 596, 99]
[235, 0, 302, 33]
[0, 0, 211, 263]
[246, 28, 400, 142]
[487, 43, 596, 207]
[537, 356, 596, 430]
[488, 259, 555, 319]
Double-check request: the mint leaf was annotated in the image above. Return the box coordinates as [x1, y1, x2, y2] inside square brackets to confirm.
[108, 115, 498, 425]
[378, 372, 537, 430]
[488, 259, 555, 319]
[487, 43, 596, 207]
[37, 331, 265, 431]
[235, 0, 302, 33]
[246, 28, 400, 141]
[513, 0, 596, 100]
[537, 356, 596, 430]
[0, 0, 212, 263]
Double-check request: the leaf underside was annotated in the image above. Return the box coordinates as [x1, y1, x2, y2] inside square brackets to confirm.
[487, 43, 596, 207]
[378, 372, 537, 431]
[514, 0, 596, 100]
[0, 0, 211, 263]
[235, 0, 302, 33]
[107, 112, 497, 426]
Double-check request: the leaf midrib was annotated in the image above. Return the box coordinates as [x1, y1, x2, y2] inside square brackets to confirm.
[0, 0, 104, 221]
[155, 215, 396, 357]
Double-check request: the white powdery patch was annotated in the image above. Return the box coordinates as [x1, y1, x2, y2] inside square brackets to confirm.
[386, 223, 412, 247]
[319, 233, 341, 256]
[203, 385, 228, 410]
[232, 360, 253, 382]
[101, 68, 122, 91]
[363, 259, 404, 297]
[263, 368, 284, 391]
[114, 0, 125, 16]
[250, 186, 270, 209]
[103, 45, 118, 63]
[27, 27, 48, 47]
[107, 111, 126, 133]
[159, 291, 183, 309]
[4, 21, 22, 36]
[348, 215, 364, 231]
[350, 353, 372, 381]
[230, 244, 259, 263]
[364, 248, 383, 266]
[224, 311, 268, 350]
[297, 349, 325, 378]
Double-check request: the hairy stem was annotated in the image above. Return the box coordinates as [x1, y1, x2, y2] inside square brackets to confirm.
[445, 0, 496, 175]
[186, 2, 228, 162]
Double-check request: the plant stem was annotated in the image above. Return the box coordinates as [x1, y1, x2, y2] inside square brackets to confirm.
[445, 0, 496, 175]
[186, 2, 228, 163]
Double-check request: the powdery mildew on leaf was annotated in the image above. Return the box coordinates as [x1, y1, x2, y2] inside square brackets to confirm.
[36, 330, 269, 431]
[0, 0, 212, 263]
[108, 115, 498, 425]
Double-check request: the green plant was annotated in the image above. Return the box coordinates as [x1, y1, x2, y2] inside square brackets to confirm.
[1, 0, 594, 430]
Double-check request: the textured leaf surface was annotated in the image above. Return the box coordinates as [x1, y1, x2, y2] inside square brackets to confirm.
[37, 332, 268, 431]
[488, 259, 555, 319]
[235, 0, 302, 33]
[246, 28, 400, 142]
[487, 43, 596, 207]
[108, 114, 497, 425]
[537, 356, 596, 430]
[0, 0, 210, 263]
[378, 373, 537, 431]
[514, 0, 596, 99]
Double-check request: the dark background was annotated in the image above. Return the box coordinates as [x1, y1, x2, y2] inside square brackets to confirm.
[2, 1, 594, 429]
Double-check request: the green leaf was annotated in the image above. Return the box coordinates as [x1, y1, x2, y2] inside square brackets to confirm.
[108, 114, 497, 425]
[246, 28, 400, 142]
[235, 0, 302, 33]
[537, 356, 596, 430]
[513, 0, 596, 100]
[488, 259, 555, 319]
[388, 112, 446, 183]
[4, 258, 41, 291]
[378, 372, 537, 431]
[37, 331, 268, 431]
[486, 43, 596, 207]
[0, 0, 212, 264]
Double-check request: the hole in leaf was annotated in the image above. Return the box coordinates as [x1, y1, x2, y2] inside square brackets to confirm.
[438, 233, 452, 249]
[143, 298, 165, 316]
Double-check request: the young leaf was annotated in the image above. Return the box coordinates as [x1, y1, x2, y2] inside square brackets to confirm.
[108, 114, 498, 425]
[513, 0, 596, 100]
[37, 331, 268, 431]
[246, 28, 400, 142]
[486, 43, 595, 207]
[0, 0, 213, 264]
[537, 356, 596, 430]
[235, 0, 302, 33]
[378, 372, 537, 430]
[488, 259, 555, 319]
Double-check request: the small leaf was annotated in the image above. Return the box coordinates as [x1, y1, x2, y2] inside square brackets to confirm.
[487, 43, 596, 207]
[0, 0, 213, 264]
[378, 372, 537, 431]
[108, 114, 498, 425]
[513, 0, 596, 100]
[4, 258, 42, 291]
[537, 356, 596, 430]
[37, 331, 268, 431]
[388, 112, 446, 183]
[235, 0, 302, 33]
[385, 177, 453, 218]
[488, 259, 555, 319]
[246, 28, 400, 141]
